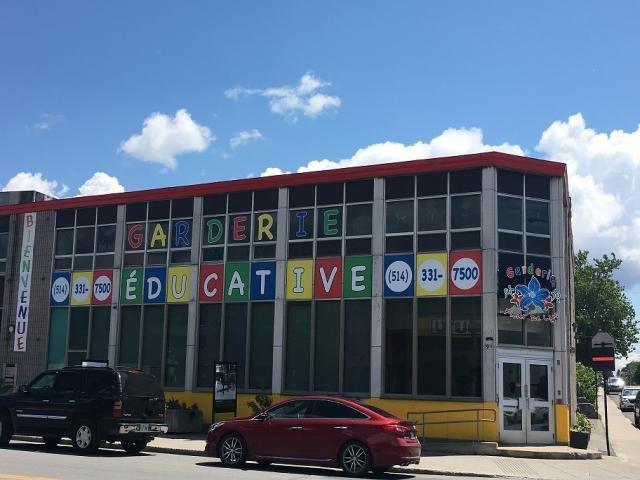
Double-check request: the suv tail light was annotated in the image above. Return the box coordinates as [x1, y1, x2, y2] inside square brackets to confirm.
[384, 423, 416, 438]
[112, 400, 123, 418]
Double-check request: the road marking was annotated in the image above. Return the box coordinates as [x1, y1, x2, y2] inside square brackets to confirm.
[0, 474, 55, 480]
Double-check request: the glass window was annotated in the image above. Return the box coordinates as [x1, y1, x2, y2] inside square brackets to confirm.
[172, 198, 194, 218]
[268, 399, 314, 419]
[165, 305, 188, 388]
[76, 208, 96, 226]
[526, 200, 549, 235]
[253, 211, 277, 243]
[451, 297, 481, 397]
[254, 189, 279, 210]
[202, 247, 224, 262]
[418, 298, 446, 396]
[285, 302, 311, 391]
[385, 299, 412, 394]
[498, 196, 522, 231]
[527, 236, 550, 255]
[147, 252, 167, 265]
[317, 206, 343, 238]
[96, 225, 116, 253]
[316, 240, 342, 257]
[346, 179, 374, 203]
[288, 241, 313, 259]
[498, 170, 523, 196]
[74, 255, 93, 270]
[227, 245, 250, 261]
[53, 371, 83, 393]
[386, 176, 414, 199]
[148, 200, 170, 220]
[386, 200, 414, 233]
[224, 303, 248, 389]
[56, 209, 75, 228]
[499, 232, 523, 252]
[47, 308, 68, 369]
[86, 371, 117, 394]
[0, 216, 8, 233]
[386, 235, 413, 253]
[147, 221, 169, 250]
[418, 197, 446, 231]
[527, 320, 553, 347]
[249, 303, 274, 390]
[254, 244, 276, 259]
[30, 372, 57, 391]
[197, 304, 221, 388]
[314, 400, 367, 419]
[55, 257, 72, 270]
[170, 250, 190, 264]
[97, 205, 117, 224]
[228, 191, 252, 212]
[142, 305, 164, 381]
[344, 300, 371, 394]
[289, 210, 314, 240]
[346, 204, 372, 236]
[75, 227, 95, 254]
[314, 301, 340, 392]
[498, 313, 524, 345]
[0, 233, 7, 259]
[203, 194, 226, 215]
[69, 308, 89, 351]
[289, 185, 315, 208]
[417, 233, 446, 252]
[417, 172, 447, 196]
[450, 231, 480, 250]
[451, 194, 480, 229]
[317, 183, 343, 205]
[498, 252, 524, 293]
[95, 254, 114, 269]
[450, 169, 481, 194]
[346, 238, 372, 256]
[526, 174, 550, 199]
[119, 306, 141, 367]
[126, 203, 147, 222]
[55, 229, 74, 256]
[90, 307, 110, 361]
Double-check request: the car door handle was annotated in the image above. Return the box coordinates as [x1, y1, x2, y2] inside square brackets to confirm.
[333, 426, 348, 430]
[42, 400, 50, 404]
[289, 426, 303, 430]
[68, 400, 76, 404]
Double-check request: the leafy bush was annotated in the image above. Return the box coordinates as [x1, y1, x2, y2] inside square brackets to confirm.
[576, 362, 598, 405]
[247, 394, 272, 414]
[166, 397, 200, 412]
[571, 411, 591, 433]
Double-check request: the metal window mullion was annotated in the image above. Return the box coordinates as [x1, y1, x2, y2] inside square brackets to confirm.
[64, 307, 71, 366]
[338, 298, 345, 394]
[86, 307, 93, 358]
[245, 302, 252, 389]
[446, 296, 452, 397]
[137, 305, 145, 369]
[412, 296, 418, 396]
[309, 300, 316, 391]
[219, 302, 226, 361]
[160, 305, 168, 386]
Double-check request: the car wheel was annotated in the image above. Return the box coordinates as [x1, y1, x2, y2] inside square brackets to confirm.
[0, 412, 13, 447]
[218, 433, 247, 467]
[340, 441, 371, 476]
[257, 460, 271, 468]
[43, 437, 60, 449]
[372, 466, 391, 475]
[71, 419, 99, 454]
[121, 440, 148, 454]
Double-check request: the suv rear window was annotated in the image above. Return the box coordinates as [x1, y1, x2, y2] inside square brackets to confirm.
[118, 371, 163, 397]
[86, 370, 118, 394]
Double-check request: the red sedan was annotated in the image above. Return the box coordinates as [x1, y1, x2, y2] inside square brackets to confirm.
[205, 396, 421, 476]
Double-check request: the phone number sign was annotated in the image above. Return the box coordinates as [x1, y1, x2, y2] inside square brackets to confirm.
[449, 250, 482, 295]
[384, 255, 414, 297]
[416, 253, 448, 296]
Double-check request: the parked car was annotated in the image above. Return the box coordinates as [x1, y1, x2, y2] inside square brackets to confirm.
[607, 376, 625, 393]
[619, 386, 640, 411]
[205, 396, 421, 476]
[0, 363, 168, 454]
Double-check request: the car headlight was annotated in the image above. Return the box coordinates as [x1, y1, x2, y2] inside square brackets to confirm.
[208, 422, 224, 433]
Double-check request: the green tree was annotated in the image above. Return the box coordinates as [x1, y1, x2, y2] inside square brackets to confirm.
[575, 251, 637, 364]
[620, 362, 640, 385]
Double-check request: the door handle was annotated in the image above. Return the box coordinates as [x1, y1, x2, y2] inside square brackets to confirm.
[68, 400, 76, 403]
[333, 426, 348, 430]
[289, 426, 303, 430]
[42, 400, 50, 403]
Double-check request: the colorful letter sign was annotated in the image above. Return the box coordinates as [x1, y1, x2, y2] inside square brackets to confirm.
[200, 264, 224, 302]
[167, 266, 193, 303]
[14, 212, 36, 352]
[449, 250, 482, 295]
[416, 253, 448, 296]
[144, 267, 166, 304]
[286, 260, 313, 299]
[225, 262, 250, 301]
[71, 271, 93, 306]
[344, 256, 372, 298]
[314, 258, 342, 299]
[121, 267, 143, 304]
[251, 262, 276, 300]
[384, 255, 414, 297]
[50, 272, 71, 306]
[92, 270, 113, 305]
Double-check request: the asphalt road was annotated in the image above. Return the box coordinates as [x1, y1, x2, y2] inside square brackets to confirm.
[0, 441, 492, 480]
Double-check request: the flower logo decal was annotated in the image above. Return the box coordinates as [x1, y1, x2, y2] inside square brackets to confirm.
[503, 274, 560, 322]
[515, 276, 550, 312]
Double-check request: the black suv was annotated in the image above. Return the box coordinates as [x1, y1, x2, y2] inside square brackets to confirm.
[0, 364, 167, 454]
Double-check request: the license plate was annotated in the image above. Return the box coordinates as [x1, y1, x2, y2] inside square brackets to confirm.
[139, 424, 149, 432]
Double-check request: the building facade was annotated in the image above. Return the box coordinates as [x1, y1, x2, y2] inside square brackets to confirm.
[0, 152, 576, 445]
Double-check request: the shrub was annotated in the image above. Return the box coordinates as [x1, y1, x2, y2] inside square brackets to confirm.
[576, 362, 598, 405]
[247, 394, 272, 414]
[571, 411, 591, 433]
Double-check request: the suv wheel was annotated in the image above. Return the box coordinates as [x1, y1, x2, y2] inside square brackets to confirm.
[340, 441, 371, 476]
[0, 412, 13, 446]
[218, 433, 247, 467]
[71, 420, 99, 454]
[121, 440, 148, 454]
[43, 437, 60, 448]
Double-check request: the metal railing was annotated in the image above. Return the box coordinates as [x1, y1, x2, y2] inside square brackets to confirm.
[407, 408, 497, 443]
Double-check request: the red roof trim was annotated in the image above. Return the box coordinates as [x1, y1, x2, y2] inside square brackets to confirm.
[0, 152, 565, 215]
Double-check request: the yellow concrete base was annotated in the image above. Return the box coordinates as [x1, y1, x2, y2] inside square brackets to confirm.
[554, 403, 570, 445]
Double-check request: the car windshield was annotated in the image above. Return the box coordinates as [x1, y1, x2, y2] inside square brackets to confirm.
[118, 371, 163, 397]
[622, 388, 639, 396]
[608, 378, 622, 384]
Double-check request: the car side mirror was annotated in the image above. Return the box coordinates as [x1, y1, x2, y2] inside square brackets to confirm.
[19, 385, 28, 394]
[255, 412, 268, 421]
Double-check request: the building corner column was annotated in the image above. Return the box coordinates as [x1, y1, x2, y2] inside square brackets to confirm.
[370, 178, 384, 398]
[271, 187, 288, 395]
[108, 205, 126, 367]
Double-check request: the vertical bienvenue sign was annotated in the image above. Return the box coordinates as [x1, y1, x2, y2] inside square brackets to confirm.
[14, 213, 36, 352]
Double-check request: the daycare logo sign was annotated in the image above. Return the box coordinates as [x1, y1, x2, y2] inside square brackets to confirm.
[502, 263, 561, 322]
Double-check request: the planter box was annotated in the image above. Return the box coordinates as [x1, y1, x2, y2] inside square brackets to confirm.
[569, 430, 591, 449]
[166, 409, 203, 433]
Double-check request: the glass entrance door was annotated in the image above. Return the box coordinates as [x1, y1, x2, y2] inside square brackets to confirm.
[498, 357, 554, 444]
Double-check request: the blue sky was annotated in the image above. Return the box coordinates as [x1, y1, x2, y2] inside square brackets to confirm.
[2, 1, 640, 358]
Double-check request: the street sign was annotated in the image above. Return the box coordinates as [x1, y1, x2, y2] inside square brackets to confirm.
[591, 332, 615, 372]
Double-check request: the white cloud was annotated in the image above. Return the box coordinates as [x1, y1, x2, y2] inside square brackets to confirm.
[77, 172, 125, 196]
[261, 167, 289, 177]
[120, 109, 214, 169]
[225, 72, 341, 121]
[230, 129, 264, 149]
[2, 172, 69, 197]
[261, 127, 524, 176]
[33, 113, 64, 131]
